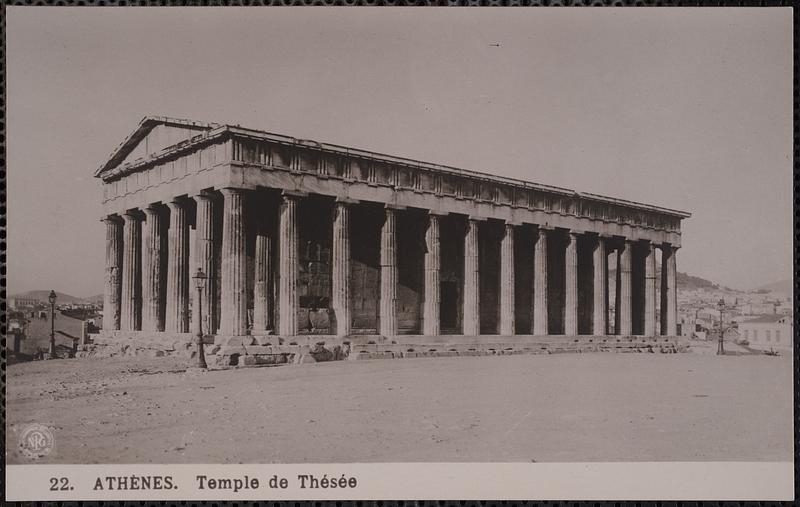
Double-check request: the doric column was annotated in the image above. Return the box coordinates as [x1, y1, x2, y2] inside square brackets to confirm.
[592, 235, 608, 336]
[499, 223, 515, 335]
[194, 193, 216, 336]
[532, 226, 549, 336]
[422, 212, 441, 336]
[252, 236, 271, 337]
[278, 192, 300, 336]
[219, 188, 247, 336]
[102, 216, 123, 331]
[644, 241, 657, 336]
[661, 244, 678, 335]
[331, 200, 351, 337]
[462, 217, 480, 335]
[165, 199, 190, 333]
[615, 239, 633, 335]
[141, 205, 165, 332]
[379, 206, 398, 337]
[120, 211, 142, 331]
[564, 231, 578, 336]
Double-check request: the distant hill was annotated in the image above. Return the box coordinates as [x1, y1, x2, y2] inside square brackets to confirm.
[609, 268, 720, 292]
[11, 290, 88, 304]
[85, 294, 104, 304]
[676, 271, 719, 291]
[752, 279, 791, 295]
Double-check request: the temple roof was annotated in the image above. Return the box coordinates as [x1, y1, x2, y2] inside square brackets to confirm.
[95, 116, 691, 219]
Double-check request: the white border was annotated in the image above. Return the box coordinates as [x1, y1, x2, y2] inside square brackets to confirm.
[5, 462, 794, 501]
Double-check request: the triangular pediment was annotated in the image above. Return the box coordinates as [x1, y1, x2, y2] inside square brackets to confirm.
[95, 116, 218, 178]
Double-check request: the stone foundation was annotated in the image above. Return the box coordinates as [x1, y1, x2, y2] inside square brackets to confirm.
[82, 331, 688, 366]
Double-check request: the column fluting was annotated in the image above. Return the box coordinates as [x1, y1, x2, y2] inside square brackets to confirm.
[564, 231, 578, 336]
[331, 201, 351, 337]
[662, 245, 678, 336]
[462, 218, 480, 336]
[120, 211, 142, 331]
[141, 205, 165, 332]
[499, 223, 515, 335]
[532, 227, 549, 336]
[644, 241, 657, 336]
[278, 192, 300, 336]
[616, 239, 633, 335]
[165, 199, 190, 333]
[379, 207, 398, 337]
[422, 212, 441, 336]
[219, 188, 247, 336]
[194, 193, 216, 336]
[592, 235, 608, 336]
[103, 216, 123, 331]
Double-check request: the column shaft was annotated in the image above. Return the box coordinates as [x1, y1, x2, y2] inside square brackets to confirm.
[142, 206, 164, 332]
[194, 194, 216, 335]
[499, 223, 515, 335]
[165, 200, 190, 333]
[662, 245, 678, 335]
[644, 242, 657, 336]
[219, 188, 248, 336]
[102, 217, 123, 331]
[379, 207, 398, 336]
[532, 227, 548, 335]
[252, 233, 272, 335]
[423, 213, 441, 336]
[616, 240, 633, 335]
[592, 236, 608, 336]
[462, 218, 480, 335]
[564, 231, 578, 336]
[278, 193, 300, 336]
[331, 201, 351, 336]
[120, 212, 142, 331]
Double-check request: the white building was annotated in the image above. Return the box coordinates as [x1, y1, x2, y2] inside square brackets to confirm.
[739, 315, 793, 352]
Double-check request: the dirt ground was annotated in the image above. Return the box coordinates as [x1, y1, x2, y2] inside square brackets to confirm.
[6, 352, 793, 464]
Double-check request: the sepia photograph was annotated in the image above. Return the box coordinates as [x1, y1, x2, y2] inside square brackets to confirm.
[5, 5, 794, 501]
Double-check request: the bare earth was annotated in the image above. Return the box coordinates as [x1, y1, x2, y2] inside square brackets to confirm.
[6, 352, 793, 464]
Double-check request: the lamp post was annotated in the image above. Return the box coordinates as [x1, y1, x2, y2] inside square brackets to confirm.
[193, 268, 208, 369]
[48, 290, 57, 359]
[716, 298, 725, 356]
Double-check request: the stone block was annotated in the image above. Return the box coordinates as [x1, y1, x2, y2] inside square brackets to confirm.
[294, 354, 317, 364]
[238, 355, 257, 366]
[253, 336, 274, 346]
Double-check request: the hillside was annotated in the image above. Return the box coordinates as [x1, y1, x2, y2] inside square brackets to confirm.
[10, 290, 87, 304]
[608, 269, 720, 292]
[752, 280, 791, 295]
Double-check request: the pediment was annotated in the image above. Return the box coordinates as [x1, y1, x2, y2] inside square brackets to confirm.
[95, 116, 218, 178]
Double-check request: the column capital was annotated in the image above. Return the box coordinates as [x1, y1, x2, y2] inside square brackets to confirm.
[384, 203, 406, 211]
[334, 197, 358, 205]
[122, 209, 144, 221]
[193, 190, 216, 202]
[166, 197, 192, 210]
[535, 223, 553, 231]
[101, 214, 123, 224]
[466, 214, 487, 222]
[281, 189, 307, 200]
[144, 202, 165, 214]
[427, 209, 449, 217]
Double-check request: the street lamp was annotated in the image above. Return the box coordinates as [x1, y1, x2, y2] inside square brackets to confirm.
[716, 298, 725, 356]
[192, 268, 208, 369]
[48, 290, 57, 359]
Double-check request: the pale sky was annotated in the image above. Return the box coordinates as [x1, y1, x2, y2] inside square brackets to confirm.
[7, 7, 792, 297]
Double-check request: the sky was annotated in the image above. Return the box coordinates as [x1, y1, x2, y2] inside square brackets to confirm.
[7, 7, 792, 297]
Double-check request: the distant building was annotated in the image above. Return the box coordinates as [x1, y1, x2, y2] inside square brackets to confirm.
[738, 315, 792, 352]
[11, 297, 40, 309]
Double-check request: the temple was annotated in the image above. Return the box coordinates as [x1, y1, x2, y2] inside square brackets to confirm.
[94, 117, 691, 364]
